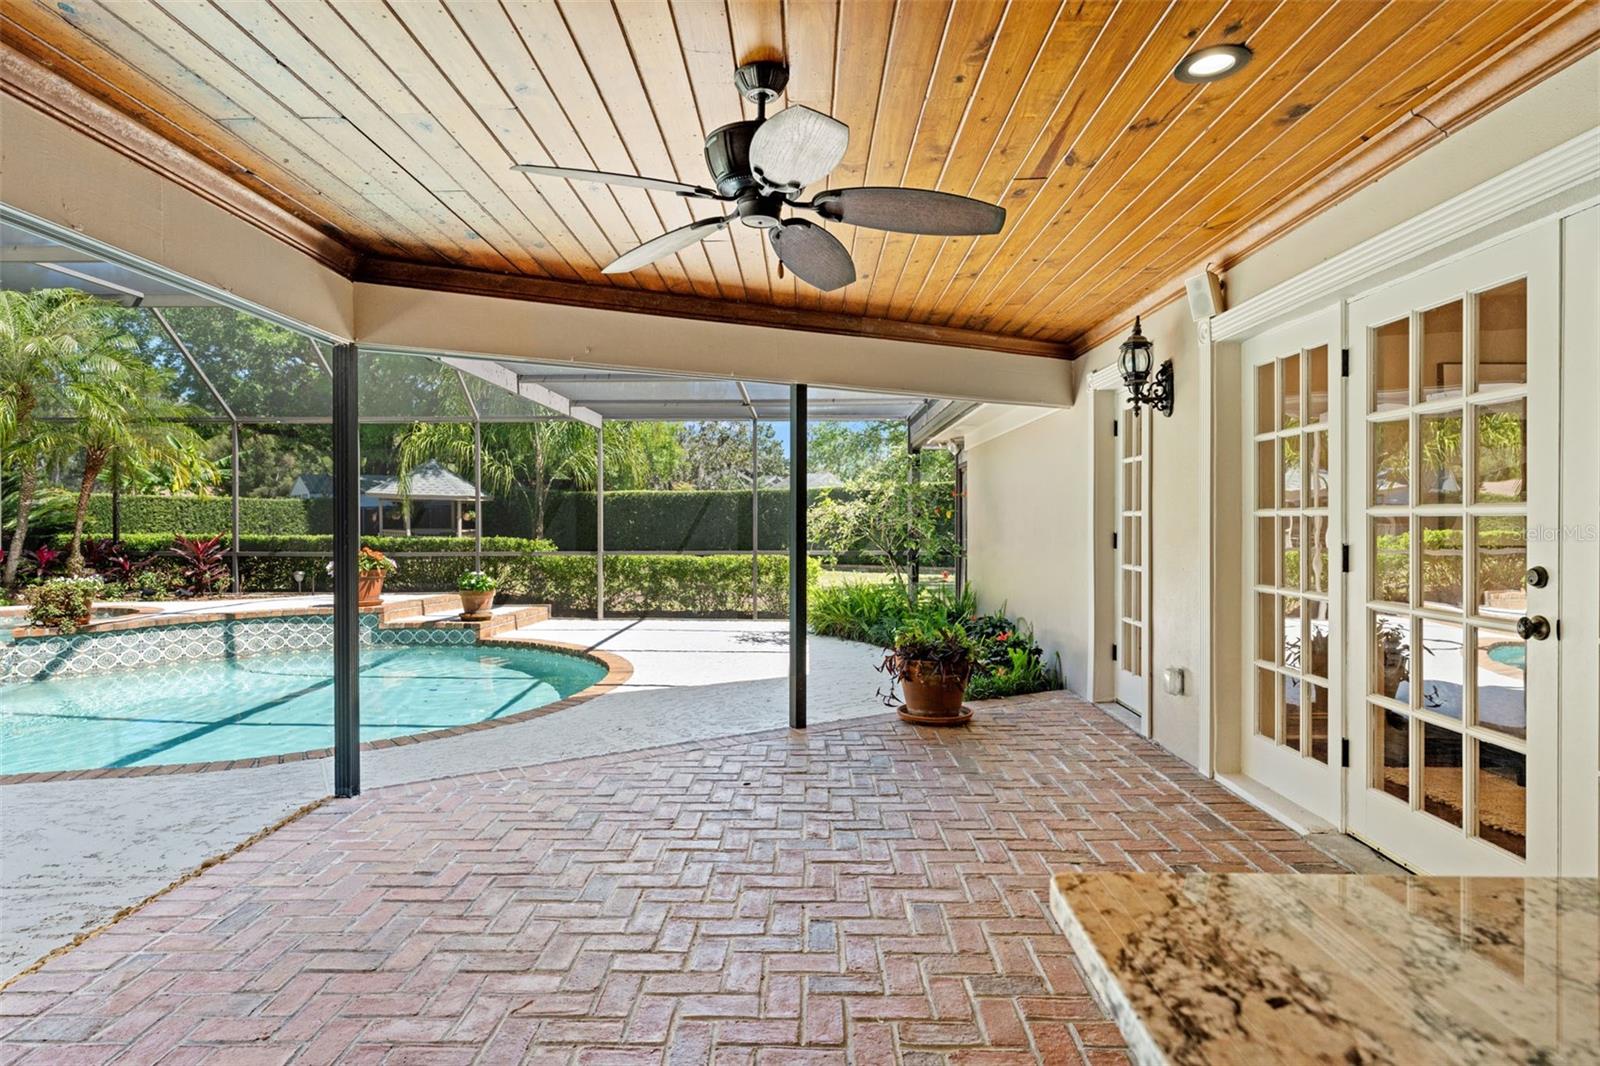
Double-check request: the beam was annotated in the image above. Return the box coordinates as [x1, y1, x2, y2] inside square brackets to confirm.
[909, 398, 982, 450]
[789, 384, 807, 730]
[332, 342, 361, 798]
[438, 355, 601, 427]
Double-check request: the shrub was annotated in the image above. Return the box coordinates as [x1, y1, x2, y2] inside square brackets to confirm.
[458, 569, 497, 592]
[83, 494, 324, 536]
[25, 576, 103, 634]
[810, 581, 907, 646]
[173, 535, 230, 597]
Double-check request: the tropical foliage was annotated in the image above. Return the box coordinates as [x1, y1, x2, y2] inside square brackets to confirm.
[24, 576, 103, 634]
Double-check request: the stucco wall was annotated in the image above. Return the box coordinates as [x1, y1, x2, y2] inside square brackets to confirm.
[965, 52, 1600, 772]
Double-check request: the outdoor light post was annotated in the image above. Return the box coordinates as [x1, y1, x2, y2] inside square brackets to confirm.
[1118, 315, 1175, 416]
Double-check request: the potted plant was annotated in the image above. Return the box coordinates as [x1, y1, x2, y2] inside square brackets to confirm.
[458, 569, 497, 621]
[881, 612, 978, 725]
[25, 576, 104, 634]
[356, 546, 397, 607]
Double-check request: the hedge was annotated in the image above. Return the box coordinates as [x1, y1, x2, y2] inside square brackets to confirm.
[52, 532, 815, 617]
[85, 484, 954, 554]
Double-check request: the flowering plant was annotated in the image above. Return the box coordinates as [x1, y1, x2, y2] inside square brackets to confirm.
[457, 569, 497, 592]
[356, 547, 397, 574]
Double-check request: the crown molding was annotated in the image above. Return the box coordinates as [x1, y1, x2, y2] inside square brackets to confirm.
[1212, 128, 1600, 341]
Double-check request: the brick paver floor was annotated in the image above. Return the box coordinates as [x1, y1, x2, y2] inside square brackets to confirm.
[0, 692, 1345, 1064]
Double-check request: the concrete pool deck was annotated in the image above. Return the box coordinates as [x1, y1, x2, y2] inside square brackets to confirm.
[0, 618, 892, 980]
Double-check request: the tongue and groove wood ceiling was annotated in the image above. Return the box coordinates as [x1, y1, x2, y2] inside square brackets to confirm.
[2, 1, 1594, 357]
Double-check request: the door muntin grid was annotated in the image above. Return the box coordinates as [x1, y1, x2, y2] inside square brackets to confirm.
[1362, 279, 1531, 859]
[1116, 407, 1146, 701]
[1252, 345, 1334, 764]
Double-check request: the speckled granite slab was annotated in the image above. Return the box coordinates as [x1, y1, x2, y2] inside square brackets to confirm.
[1050, 872, 1599, 1066]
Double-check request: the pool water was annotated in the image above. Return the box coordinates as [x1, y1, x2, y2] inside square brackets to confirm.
[0, 644, 605, 775]
[1486, 642, 1526, 670]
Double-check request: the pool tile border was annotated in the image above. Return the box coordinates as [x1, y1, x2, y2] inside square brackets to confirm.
[0, 635, 632, 786]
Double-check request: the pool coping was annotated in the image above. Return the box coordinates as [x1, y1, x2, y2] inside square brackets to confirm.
[0, 634, 633, 786]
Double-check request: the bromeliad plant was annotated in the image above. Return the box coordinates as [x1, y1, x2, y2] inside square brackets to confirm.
[25, 575, 103, 634]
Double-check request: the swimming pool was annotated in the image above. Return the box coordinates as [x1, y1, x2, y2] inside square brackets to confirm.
[0, 643, 606, 775]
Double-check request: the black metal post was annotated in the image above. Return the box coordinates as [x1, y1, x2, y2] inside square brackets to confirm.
[751, 417, 760, 620]
[110, 453, 121, 543]
[789, 384, 806, 729]
[472, 419, 483, 569]
[596, 424, 605, 621]
[332, 343, 360, 798]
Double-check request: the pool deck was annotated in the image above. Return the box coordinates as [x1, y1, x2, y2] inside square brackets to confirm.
[0, 617, 893, 980]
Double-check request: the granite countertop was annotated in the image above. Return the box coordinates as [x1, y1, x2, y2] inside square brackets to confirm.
[1050, 872, 1599, 1065]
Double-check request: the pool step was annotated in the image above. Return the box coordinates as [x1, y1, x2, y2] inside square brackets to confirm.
[377, 600, 550, 639]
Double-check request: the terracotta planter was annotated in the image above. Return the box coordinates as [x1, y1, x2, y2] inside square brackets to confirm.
[897, 660, 972, 726]
[459, 589, 495, 621]
[357, 571, 386, 608]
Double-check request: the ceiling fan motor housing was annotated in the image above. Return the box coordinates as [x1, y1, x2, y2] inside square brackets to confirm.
[704, 120, 760, 198]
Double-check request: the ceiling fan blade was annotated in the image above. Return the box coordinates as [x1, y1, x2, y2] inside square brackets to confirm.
[809, 187, 1005, 235]
[604, 216, 730, 274]
[768, 219, 855, 292]
[749, 105, 849, 194]
[513, 163, 718, 199]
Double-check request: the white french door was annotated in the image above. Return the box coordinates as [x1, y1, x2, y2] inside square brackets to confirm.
[1242, 306, 1344, 822]
[1346, 224, 1559, 874]
[1113, 405, 1149, 715]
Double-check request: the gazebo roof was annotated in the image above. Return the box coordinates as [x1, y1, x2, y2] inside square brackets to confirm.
[364, 460, 486, 502]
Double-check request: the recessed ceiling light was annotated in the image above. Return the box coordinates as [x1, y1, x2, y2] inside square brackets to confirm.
[1173, 44, 1253, 84]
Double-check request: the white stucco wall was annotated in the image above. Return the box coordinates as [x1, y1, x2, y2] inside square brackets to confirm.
[965, 52, 1600, 771]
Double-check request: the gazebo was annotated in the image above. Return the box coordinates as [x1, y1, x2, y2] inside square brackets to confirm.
[362, 460, 486, 537]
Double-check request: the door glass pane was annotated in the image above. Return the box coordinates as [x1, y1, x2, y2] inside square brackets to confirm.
[1308, 684, 1330, 764]
[1475, 628, 1526, 739]
[1420, 410, 1465, 504]
[1418, 621, 1465, 721]
[1372, 420, 1409, 505]
[1377, 707, 1410, 801]
[1256, 668, 1277, 738]
[1283, 675, 1302, 752]
[1373, 318, 1410, 412]
[1305, 430, 1330, 507]
[1282, 596, 1303, 671]
[1256, 439, 1276, 507]
[1476, 517, 1526, 618]
[1422, 722, 1465, 827]
[1281, 437, 1302, 508]
[1420, 301, 1464, 401]
[1477, 742, 1526, 858]
[1256, 361, 1276, 432]
[1256, 594, 1277, 663]
[1307, 346, 1330, 424]
[1282, 519, 1302, 591]
[1476, 399, 1527, 502]
[1307, 600, 1331, 678]
[1372, 518, 1411, 605]
[1475, 279, 1527, 392]
[1420, 515, 1464, 610]
[1305, 515, 1330, 594]
[1371, 612, 1411, 701]
[1281, 352, 1302, 429]
[1256, 516, 1276, 586]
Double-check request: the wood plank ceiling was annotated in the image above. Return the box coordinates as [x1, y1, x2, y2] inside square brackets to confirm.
[2, 0, 1595, 357]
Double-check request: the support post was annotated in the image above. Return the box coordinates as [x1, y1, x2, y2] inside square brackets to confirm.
[472, 419, 483, 569]
[751, 418, 760, 620]
[595, 423, 605, 620]
[789, 385, 807, 729]
[908, 446, 922, 597]
[110, 452, 121, 543]
[954, 443, 968, 596]
[230, 423, 241, 595]
[332, 343, 361, 799]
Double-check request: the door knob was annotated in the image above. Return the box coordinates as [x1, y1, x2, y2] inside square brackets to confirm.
[1516, 615, 1551, 641]
[1526, 565, 1549, 588]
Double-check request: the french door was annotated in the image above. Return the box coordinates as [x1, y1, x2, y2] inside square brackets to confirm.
[1242, 307, 1343, 822]
[1346, 225, 1559, 874]
[1113, 405, 1149, 715]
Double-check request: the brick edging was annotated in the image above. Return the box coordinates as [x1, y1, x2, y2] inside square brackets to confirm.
[0, 637, 633, 786]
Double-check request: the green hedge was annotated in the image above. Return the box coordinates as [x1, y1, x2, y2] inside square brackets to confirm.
[54, 531, 813, 617]
[83, 495, 326, 535]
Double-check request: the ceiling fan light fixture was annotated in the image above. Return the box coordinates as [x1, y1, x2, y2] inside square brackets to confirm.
[1173, 44, 1253, 83]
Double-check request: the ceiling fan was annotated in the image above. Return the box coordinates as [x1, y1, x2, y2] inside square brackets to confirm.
[513, 61, 1006, 292]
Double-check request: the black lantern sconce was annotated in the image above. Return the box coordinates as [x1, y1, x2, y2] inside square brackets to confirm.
[1117, 315, 1174, 417]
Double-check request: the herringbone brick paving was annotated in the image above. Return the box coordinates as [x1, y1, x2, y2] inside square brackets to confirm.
[0, 693, 1345, 1063]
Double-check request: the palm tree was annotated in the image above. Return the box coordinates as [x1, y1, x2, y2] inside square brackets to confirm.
[0, 289, 132, 586]
[60, 356, 214, 574]
[395, 420, 649, 540]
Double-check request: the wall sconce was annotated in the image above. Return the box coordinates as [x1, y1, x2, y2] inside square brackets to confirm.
[1117, 315, 1174, 417]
